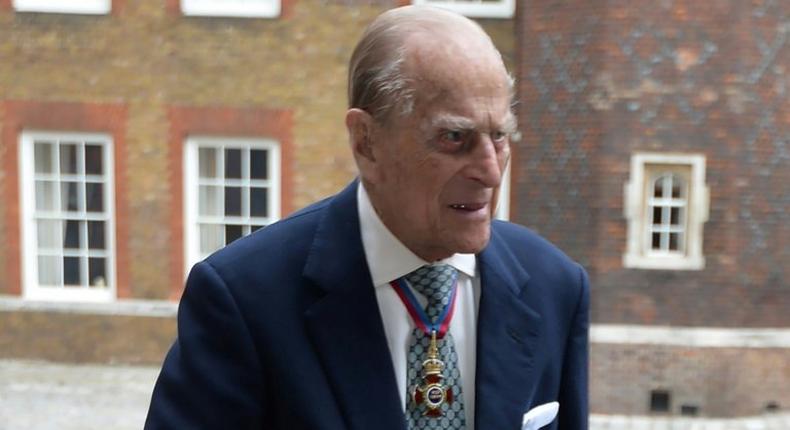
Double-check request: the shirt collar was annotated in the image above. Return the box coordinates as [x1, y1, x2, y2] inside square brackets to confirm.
[357, 182, 476, 287]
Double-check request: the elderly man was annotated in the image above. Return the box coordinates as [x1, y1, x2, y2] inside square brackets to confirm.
[145, 6, 589, 430]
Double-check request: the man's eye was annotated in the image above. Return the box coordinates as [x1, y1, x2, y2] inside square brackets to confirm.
[491, 131, 508, 143]
[441, 130, 465, 144]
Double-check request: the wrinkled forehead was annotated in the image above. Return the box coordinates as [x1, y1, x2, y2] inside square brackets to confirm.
[402, 30, 511, 101]
[398, 38, 512, 131]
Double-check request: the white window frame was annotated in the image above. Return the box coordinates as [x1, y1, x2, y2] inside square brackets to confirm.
[494, 160, 510, 221]
[623, 152, 709, 270]
[183, 136, 281, 274]
[412, 0, 515, 19]
[12, 0, 111, 15]
[18, 131, 116, 302]
[180, 0, 280, 18]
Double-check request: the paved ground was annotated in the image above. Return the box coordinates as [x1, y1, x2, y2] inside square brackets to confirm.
[590, 414, 790, 430]
[0, 360, 158, 430]
[1, 359, 788, 430]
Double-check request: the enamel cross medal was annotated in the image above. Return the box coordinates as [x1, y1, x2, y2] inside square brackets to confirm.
[411, 330, 454, 416]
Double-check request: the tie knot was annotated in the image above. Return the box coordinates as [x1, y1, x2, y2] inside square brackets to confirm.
[405, 264, 458, 321]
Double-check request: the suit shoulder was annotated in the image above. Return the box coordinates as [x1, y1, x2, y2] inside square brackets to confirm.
[491, 220, 585, 280]
[202, 195, 332, 274]
[492, 221, 576, 262]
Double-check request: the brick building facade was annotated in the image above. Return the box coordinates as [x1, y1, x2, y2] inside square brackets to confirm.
[1, 0, 787, 423]
[515, 0, 789, 419]
[0, 0, 512, 365]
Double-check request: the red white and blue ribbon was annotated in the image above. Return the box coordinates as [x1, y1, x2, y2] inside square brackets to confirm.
[389, 275, 458, 339]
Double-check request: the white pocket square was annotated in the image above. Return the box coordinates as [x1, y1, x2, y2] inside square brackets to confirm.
[521, 401, 559, 430]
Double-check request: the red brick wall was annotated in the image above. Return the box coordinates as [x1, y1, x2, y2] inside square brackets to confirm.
[0, 310, 175, 364]
[515, 0, 789, 327]
[512, 0, 606, 271]
[591, 343, 790, 417]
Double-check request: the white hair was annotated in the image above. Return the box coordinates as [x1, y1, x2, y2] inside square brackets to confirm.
[347, 6, 507, 123]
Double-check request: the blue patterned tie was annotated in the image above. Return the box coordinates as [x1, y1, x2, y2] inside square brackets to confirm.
[405, 264, 466, 429]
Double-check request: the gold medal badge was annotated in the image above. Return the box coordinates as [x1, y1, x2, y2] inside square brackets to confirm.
[411, 330, 454, 417]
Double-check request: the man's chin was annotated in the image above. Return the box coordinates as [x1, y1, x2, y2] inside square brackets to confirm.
[453, 229, 491, 255]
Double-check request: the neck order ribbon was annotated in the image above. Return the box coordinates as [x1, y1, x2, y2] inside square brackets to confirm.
[389, 276, 458, 339]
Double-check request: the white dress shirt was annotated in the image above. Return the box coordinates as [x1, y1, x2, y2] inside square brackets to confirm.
[357, 182, 480, 429]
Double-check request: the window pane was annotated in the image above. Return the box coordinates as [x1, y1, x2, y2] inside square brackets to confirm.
[61, 182, 80, 212]
[198, 147, 218, 178]
[64, 220, 81, 249]
[199, 224, 223, 254]
[225, 148, 242, 179]
[88, 221, 105, 250]
[89, 257, 107, 287]
[37, 219, 61, 249]
[35, 180, 57, 211]
[671, 178, 682, 198]
[198, 185, 221, 216]
[251, 225, 264, 233]
[669, 233, 679, 251]
[60, 143, 79, 174]
[250, 187, 268, 217]
[653, 178, 663, 198]
[34, 142, 54, 174]
[250, 149, 268, 180]
[85, 144, 103, 175]
[651, 232, 661, 250]
[224, 186, 242, 216]
[225, 224, 243, 245]
[63, 256, 82, 286]
[652, 206, 662, 225]
[85, 182, 104, 212]
[38, 255, 61, 286]
[670, 207, 681, 225]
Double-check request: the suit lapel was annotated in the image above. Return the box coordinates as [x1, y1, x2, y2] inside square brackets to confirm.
[303, 181, 406, 430]
[475, 224, 542, 429]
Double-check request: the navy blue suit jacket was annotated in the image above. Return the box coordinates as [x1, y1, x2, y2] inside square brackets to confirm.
[145, 181, 589, 429]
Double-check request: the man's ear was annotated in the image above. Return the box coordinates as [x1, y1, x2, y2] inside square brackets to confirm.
[346, 108, 380, 183]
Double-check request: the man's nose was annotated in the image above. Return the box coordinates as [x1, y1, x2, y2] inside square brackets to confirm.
[465, 134, 505, 187]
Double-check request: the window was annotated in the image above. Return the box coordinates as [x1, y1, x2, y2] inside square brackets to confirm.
[623, 153, 709, 270]
[12, 0, 111, 14]
[183, 137, 280, 271]
[649, 389, 671, 413]
[412, 0, 515, 19]
[680, 404, 700, 416]
[494, 160, 510, 221]
[19, 131, 115, 301]
[180, 0, 280, 18]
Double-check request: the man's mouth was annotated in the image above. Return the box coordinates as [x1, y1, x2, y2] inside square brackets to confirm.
[449, 203, 486, 212]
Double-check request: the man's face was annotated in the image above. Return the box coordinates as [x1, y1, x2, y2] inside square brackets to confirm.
[363, 39, 514, 261]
